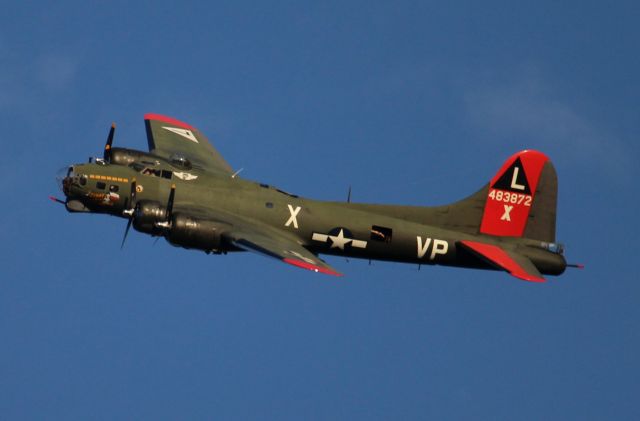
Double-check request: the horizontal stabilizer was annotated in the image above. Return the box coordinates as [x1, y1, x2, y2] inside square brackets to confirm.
[458, 240, 545, 282]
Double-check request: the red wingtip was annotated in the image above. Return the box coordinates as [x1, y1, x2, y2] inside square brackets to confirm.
[144, 113, 195, 130]
[283, 258, 343, 277]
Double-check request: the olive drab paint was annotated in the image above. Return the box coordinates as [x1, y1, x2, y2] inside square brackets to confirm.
[54, 114, 576, 283]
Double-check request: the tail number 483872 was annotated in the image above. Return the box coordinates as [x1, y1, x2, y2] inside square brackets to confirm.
[487, 189, 532, 207]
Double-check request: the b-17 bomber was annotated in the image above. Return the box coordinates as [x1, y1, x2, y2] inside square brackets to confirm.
[52, 113, 581, 282]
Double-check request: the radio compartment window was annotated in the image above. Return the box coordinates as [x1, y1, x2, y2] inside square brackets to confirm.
[370, 225, 392, 243]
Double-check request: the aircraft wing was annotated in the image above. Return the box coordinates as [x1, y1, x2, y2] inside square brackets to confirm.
[458, 240, 545, 282]
[227, 228, 343, 277]
[179, 205, 342, 276]
[144, 113, 233, 174]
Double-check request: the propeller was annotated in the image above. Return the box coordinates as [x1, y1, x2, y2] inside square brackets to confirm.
[155, 184, 176, 230]
[151, 185, 174, 247]
[165, 184, 176, 223]
[104, 123, 115, 161]
[121, 216, 134, 249]
[121, 182, 176, 249]
[121, 178, 137, 249]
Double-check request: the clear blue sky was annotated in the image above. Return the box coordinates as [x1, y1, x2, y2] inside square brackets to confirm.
[1, 1, 639, 419]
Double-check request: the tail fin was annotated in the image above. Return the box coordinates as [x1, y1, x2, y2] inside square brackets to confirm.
[345, 150, 558, 245]
[479, 150, 558, 242]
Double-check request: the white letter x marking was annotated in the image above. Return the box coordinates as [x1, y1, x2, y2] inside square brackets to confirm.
[501, 205, 513, 221]
[285, 205, 301, 229]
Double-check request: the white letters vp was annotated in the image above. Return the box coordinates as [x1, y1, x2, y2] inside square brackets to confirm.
[417, 236, 448, 260]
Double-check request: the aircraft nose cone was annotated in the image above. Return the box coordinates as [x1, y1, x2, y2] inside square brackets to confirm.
[55, 167, 68, 192]
[56, 166, 74, 196]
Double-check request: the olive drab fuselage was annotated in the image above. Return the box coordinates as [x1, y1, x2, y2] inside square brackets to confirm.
[56, 114, 573, 282]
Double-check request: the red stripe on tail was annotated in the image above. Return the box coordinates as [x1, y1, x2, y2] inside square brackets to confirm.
[480, 150, 549, 237]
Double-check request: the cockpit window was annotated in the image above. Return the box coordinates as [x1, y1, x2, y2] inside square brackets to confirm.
[129, 162, 173, 179]
[79, 175, 87, 186]
[109, 185, 119, 192]
[96, 181, 106, 190]
[142, 167, 162, 177]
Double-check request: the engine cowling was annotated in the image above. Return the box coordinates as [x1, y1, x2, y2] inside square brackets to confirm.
[109, 147, 148, 166]
[165, 214, 228, 253]
[132, 200, 167, 236]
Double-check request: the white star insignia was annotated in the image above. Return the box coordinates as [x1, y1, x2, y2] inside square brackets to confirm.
[328, 229, 352, 250]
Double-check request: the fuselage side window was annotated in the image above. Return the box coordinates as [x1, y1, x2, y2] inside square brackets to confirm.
[371, 225, 393, 243]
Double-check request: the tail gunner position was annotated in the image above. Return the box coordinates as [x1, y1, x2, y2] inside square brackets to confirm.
[52, 114, 581, 282]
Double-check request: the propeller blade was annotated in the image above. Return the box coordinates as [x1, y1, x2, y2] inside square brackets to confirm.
[120, 178, 138, 248]
[165, 184, 176, 222]
[104, 123, 116, 161]
[122, 178, 137, 216]
[130, 178, 137, 205]
[121, 217, 133, 249]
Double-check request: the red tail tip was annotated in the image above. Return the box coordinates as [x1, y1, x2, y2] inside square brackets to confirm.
[480, 150, 550, 238]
